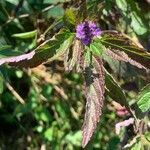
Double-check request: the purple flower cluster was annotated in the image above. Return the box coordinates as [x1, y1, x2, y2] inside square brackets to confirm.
[76, 21, 101, 45]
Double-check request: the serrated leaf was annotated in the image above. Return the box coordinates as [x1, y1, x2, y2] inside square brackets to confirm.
[49, 34, 74, 62]
[105, 49, 147, 70]
[100, 31, 150, 69]
[102, 51, 127, 76]
[84, 47, 92, 65]
[0, 50, 35, 66]
[82, 56, 104, 148]
[90, 42, 103, 56]
[105, 70, 129, 108]
[137, 84, 150, 112]
[9, 30, 74, 68]
[12, 30, 37, 39]
[64, 39, 83, 71]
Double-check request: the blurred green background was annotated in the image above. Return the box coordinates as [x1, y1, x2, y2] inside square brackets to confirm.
[0, 0, 150, 149]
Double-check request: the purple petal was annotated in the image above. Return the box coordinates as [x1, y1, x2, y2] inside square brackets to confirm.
[89, 21, 97, 28]
[82, 38, 91, 45]
[92, 29, 102, 36]
[76, 21, 102, 45]
[76, 23, 85, 39]
[0, 50, 35, 65]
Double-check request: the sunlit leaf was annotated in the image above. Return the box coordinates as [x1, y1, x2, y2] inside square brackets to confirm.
[44, 128, 53, 141]
[12, 30, 37, 39]
[116, 0, 148, 35]
[84, 47, 92, 66]
[131, 141, 142, 150]
[137, 84, 150, 112]
[65, 131, 82, 146]
[115, 0, 128, 12]
[0, 50, 35, 66]
[10, 30, 75, 68]
[64, 39, 83, 71]
[145, 132, 150, 142]
[43, 0, 71, 4]
[100, 31, 150, 69]
[90, 42, 103, 56]
[49, 33, 75, 62]
[64, 8, 76, 28]
[82, 56, 104, 148]
[105, 49, 147, 70]
[35, 107, 51, 122]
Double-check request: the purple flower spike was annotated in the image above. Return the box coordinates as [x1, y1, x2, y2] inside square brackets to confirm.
[76, 21, 101, 45]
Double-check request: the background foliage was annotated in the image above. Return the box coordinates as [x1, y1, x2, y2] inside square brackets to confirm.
[0, 0, 150, 149]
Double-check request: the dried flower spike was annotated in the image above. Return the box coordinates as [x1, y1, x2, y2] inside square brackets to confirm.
[76, 21, 101, 45]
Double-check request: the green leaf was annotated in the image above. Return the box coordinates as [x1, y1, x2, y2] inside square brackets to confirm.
[105, 69, 128, 108]
[107, 136, 120, 150]
[55, 101, 68, 119]
[90, 42, 103, 56]
[35, 106, 51, 122]
[131, 141, 142, 150]
[0, 45, 22, 58]
[44, 128, 53, 141]
[130, 12, 147, 35]
[115, 0, 128, 12]
[12, 30, 37, 39]
[115, 0, 148, 35]
[65, 131, 82, 146]
[0, 45, 12, 51]
[43, 0, 70, 4]
[82, 57, 105, 148]
[64, 8, 76, 28]
[102, 51, 127, 76]
[145, 132, 150, 142]
[84, 47, 92, 65]
[44, 6, 64, 18]
[100, 31, 150, 69]
[49, 33, 75, 62]
[10, 30, 74, 68]
[64, 39, 82, 71]
[5, 0, 19, 5]
[137, 84, 150, 112]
